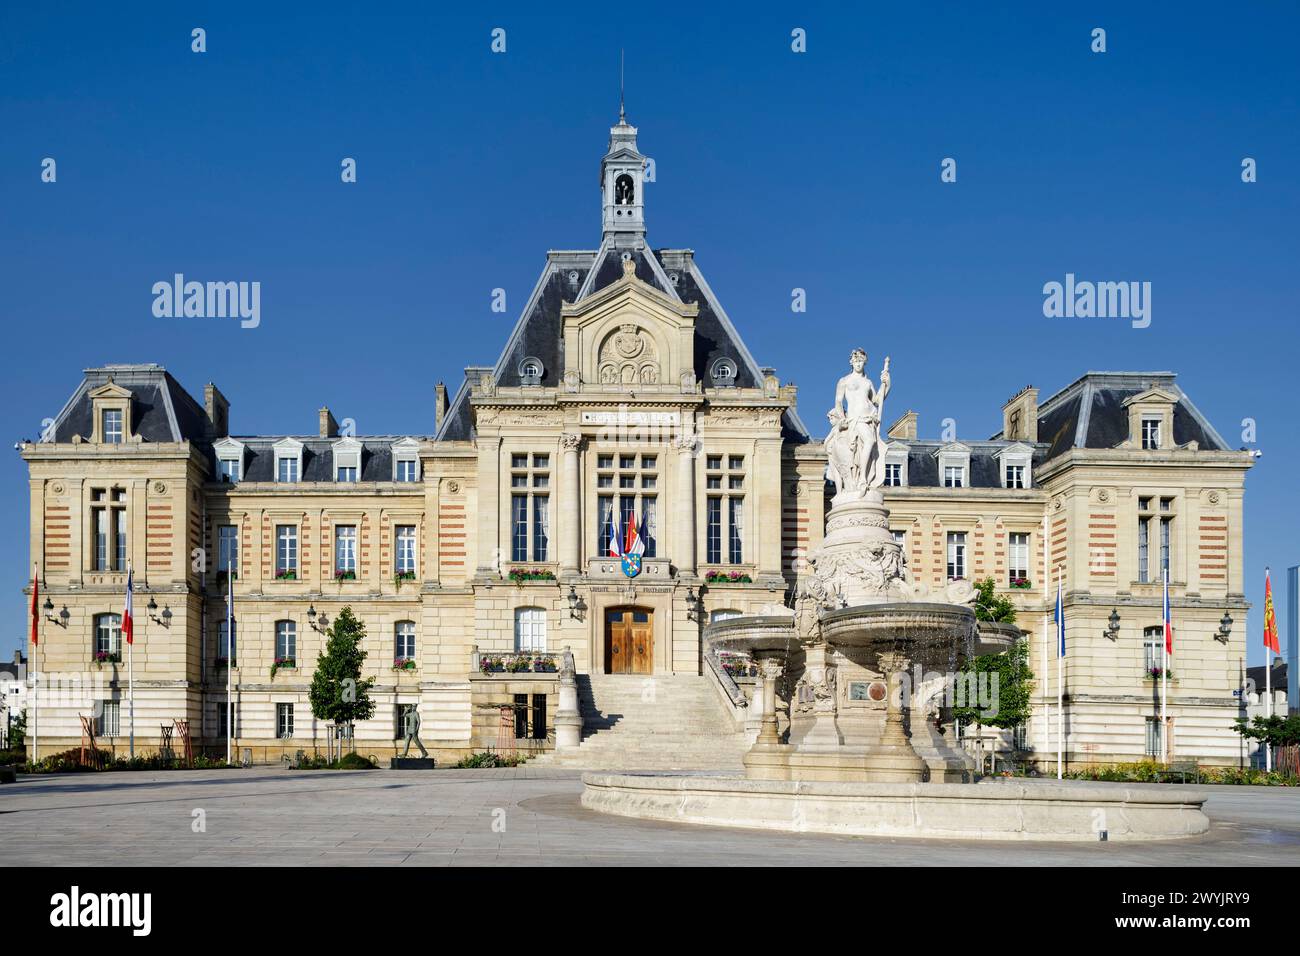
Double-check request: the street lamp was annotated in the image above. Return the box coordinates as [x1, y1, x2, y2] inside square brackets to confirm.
[1102, 608, 1120, 641]
[1216, 611, 1233, 643]
[566, 586, 587, 621]
[686, 587, 701, 622]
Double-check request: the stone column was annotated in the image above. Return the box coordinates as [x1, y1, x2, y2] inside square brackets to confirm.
[863, 650, 926, 783]
[673, 433, 698, 575]
[755, 655, 785, 746]
[559, 433, 583, 574]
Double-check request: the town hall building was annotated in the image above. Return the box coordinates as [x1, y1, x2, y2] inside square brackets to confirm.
[21, 112, 1254, 770]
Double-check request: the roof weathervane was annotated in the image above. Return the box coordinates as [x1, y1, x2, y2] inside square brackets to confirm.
[619, 49, 625, 122]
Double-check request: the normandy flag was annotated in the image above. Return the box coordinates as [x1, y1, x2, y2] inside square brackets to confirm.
[1163, 573, 1174, 655]
[122, 568, 134, 645]
[1264, 570, 1280, 655]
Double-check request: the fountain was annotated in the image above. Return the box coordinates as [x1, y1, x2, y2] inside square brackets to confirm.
[582, 349, 1210, 841]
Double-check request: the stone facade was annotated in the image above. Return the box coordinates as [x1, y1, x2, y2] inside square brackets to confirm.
[18, 116, 1253, 768]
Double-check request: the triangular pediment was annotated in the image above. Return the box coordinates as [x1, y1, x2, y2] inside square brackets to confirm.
[89, 380, 132, 400]
[1122, 386, 1179, 407]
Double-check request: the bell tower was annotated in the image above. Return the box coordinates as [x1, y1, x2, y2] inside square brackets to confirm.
[600, 104, 646, 246]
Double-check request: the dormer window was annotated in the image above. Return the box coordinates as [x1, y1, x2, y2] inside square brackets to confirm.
[333, 437, 362, 483]
[996, 442, 1034, 490]
[935, 442, 971, 490]
[391, 437, 421, 483]
[102, 410, 124, 444]
[882, 443, 908, 487]
[710, 357, 737, 387]
[273, 438, 304, 483]
[212, 437, 245, 484]
[1141, 417, 1161, 450]
[519, 357, 544, 387]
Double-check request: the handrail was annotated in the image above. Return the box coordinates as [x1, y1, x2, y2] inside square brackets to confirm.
[704, 647, 748, 709]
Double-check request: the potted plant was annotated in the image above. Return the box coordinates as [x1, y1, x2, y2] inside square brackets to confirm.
[532, 656, 557, 673]
[1009, 577, 1032, 590]
[508, 568, 556, 583]
[275, 569, 297, 581]
[335, 569, 356, 581]
[394, 570, 416, 590]
[479, 655, 506, 674]
[392, 657, 417, 672]
[270, 656, 296, 678]
[506, 656, 531, 673]
[93, 650, 121, 666]
[1146, 666, 1173, 680]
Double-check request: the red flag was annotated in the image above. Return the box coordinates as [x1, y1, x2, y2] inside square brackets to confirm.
[1163, 574, 1174, 655]
[122, 568, 134, 645]
[1264, 571, 1280, 655]
[29, 571, 38, 647]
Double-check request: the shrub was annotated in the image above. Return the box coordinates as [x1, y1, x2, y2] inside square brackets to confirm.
[335, 752, 377, 770]
[455, 751, 529, 769]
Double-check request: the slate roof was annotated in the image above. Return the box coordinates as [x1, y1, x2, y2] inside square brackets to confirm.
[1247, 660, 1288, 695]
[999, 372, 1232, 454]
[230, 439, 400, 483]
[46, 365, 209, 444]
[436, 243, 809, 442]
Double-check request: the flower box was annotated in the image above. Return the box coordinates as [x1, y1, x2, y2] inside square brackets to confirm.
[1146, 667, 1174, 680]
[93, 651, 122, 665]
[270, 657, 296, 678]
[704, 571, 753, 584]
[274, 570, 297, 581]
[1008, 578, 1033, 590]
[478, 654, 558, 674]
[508, 568, 556, 583]
[393, 658, 417, 672]
[335, 570, 357, 581]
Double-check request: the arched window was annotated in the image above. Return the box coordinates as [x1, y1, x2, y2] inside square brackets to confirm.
[514, 607, 547, 652]
[395, 621, 416, 661]
[275, 620, 297, 661]
[94, 613, 121, 659]
[614, 173, 634, 205]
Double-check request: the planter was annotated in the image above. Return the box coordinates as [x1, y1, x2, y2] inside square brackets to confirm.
[93, 653, 122, 666]
[704, 571, 754, 584]
[508, 569, 556, 583]
[335, 570, 357, 581]
[392, 658, 417, 672]
[270, 657, 297, 679]
[274, 571, 298, 581]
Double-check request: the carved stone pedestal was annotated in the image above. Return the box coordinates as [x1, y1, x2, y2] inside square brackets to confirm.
[810, 492, 907, 606]
[861, 652, 927, 783]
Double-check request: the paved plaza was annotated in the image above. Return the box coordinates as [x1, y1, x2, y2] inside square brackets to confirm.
[1, 768, 1297, 866]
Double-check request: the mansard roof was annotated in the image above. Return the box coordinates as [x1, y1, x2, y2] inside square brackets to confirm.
[436, 244, 810, 442]
[44, 364, 209, 444]
[1007, 371, 1232, 457]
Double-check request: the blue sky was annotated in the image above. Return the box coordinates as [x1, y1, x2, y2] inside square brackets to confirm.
[2, 2, 1296, 665]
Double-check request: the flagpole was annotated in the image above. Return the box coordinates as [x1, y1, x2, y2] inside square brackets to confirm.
[1161, 568, 1168, 765]
[226, 571, 233, 766]
[32, 562, 39, 763]
[1056, 578, 1063, 780]
[1265, 567, 1273, 772]
[128, 562, 134, 759]
[1041, 515, 1049, 770]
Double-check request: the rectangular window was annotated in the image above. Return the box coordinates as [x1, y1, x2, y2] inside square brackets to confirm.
[396, 459, 417, 482]
[515, 607, 546, 652]
[395, 525, 416, 575]
[1159, 517, 1171, 577]
[1008, 533, 1029, 584]
[531, 694, 547, 741]
[217, 619, 236, 664]
[642, 497, 657, 557]
[944, 466, 965, 488]
[946, 532, 967, 580]
[276, 525, 298, 575]
[1144, 630, 1163, 672]
[102, 409, 123, 444]
[276, 621, 296, 660]
[706, 498, 722, 565]
[218, 457, 240, 483]
[598, 495, 614, 555]
[218, 702, 236, 738]
[277, 456, 298, 482]
[1137, 515, 1150, 583]
[98, 700, 120, 736]
[218, 525, 239, 574]
[1141, 418, 1161, 450]
[1145, 717, 1161, 757]
[884, 462, 902, 487]
[532, 496, 549, 562]
[95, 507, 109, 571]
[892, 529, 906, 547]
[335, 525, 357, 575]
[395, 621, 416, 660]
[728, 496, 744, 564]
[95, 615, 122, 656]
[395, 704, 417, 739]
[1005, 464, 1025, 489]
[337, 465, 358, 483]
[115, 509, 127, 570]
[511, 495, 528, 562]
[277, 703, 294, 739]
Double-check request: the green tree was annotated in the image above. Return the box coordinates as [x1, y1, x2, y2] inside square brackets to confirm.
[7, 708, 27, 748]
[1233, 712, 1300, 748]
[308, 607, 375, 742]
[972, 577, 1017, 623]
[952, 637, 1034, 733]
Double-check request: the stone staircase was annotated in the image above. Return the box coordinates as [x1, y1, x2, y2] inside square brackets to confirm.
[531, 673, 750, 772]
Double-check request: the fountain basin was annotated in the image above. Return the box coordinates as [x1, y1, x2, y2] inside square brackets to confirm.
[581, 773, 1210, 842]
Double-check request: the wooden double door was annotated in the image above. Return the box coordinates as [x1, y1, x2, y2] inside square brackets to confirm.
[605, 607, 653, 674]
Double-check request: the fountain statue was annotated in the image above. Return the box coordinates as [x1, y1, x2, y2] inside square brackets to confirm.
[581, 347, 1212, 842]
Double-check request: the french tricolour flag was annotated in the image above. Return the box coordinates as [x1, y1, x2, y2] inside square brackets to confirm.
[123, 568, 134, 645]
[607, 507, 623, 558]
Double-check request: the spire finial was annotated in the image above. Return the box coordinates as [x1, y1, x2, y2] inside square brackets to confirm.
[619, 49, 625, 122]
